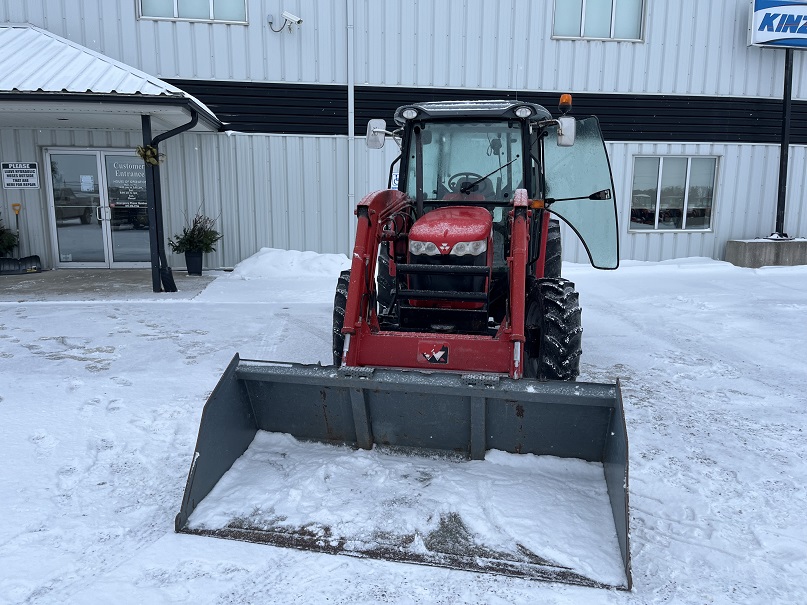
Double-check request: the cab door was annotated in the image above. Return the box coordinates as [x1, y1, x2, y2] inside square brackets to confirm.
[542, 117, 620, 270]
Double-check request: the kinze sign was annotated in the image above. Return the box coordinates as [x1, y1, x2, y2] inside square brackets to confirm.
[749, 0, 807, 48]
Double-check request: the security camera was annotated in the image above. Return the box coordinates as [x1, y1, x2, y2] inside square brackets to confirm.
[282, 11, 302, 25]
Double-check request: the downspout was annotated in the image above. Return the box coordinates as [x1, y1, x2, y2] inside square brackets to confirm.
[141, 108, 199, 292]
[346, 0, 356, 253]
[142, 115, 162, 292]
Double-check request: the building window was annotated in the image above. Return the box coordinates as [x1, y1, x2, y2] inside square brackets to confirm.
[554, 0, 644, 40]
[630, 157, 717, 231]
[139, 0, 247, 23]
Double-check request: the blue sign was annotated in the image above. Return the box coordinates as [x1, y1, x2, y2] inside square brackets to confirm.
[749, 0, 807, 48]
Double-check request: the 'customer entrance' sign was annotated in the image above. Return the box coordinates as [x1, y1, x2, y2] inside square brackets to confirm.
[749, 0, 807, 48]
[2, 162, 40, 189]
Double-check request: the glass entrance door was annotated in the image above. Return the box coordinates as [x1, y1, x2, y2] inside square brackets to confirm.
[47, 150, 150, 268]
[49, 152, 106, 264]
[104, 154, 150, 264]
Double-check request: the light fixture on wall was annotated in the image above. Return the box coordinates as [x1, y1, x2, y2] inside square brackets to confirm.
[268, 11, 303, 33]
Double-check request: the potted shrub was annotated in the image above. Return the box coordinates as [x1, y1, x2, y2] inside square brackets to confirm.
[168, 213, 222, 275]
[0, 212, 18, 257]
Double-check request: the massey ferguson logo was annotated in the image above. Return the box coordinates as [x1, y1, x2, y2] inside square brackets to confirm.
[418, 343, 449, 364]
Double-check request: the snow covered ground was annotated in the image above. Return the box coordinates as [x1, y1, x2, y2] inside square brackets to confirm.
[1, 249, 805, 604]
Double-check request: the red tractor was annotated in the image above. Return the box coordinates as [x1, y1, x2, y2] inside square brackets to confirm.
[176, 98, 631, 590]
[334, 98, 618, 381]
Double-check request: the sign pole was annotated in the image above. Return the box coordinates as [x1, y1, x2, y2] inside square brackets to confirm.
[775, 48, 794, 237]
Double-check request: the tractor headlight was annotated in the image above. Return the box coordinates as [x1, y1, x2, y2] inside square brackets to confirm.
[409, 240, 440, 256]
[450, 239, 487, 256]
[515, 105, 533, 118]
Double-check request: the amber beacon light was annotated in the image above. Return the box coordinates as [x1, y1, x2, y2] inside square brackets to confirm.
[559, 94, 573, 115]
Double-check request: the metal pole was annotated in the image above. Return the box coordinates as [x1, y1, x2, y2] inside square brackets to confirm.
[346, 0, 356, 255]
[775, 48, 794, 237]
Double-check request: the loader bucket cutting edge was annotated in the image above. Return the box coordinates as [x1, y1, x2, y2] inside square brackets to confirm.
[176, 354, 631, 590]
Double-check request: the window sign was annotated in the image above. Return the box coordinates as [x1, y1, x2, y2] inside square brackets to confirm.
[106, 159, 147, 209]
[749, 0, 807, 49]
[80, 175, 95, 192]
[2, 162, 39, 189]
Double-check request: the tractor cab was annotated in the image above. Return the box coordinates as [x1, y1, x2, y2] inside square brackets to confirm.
[366, 99, 619, 334]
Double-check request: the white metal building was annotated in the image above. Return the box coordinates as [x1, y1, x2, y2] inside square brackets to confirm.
[1, 0, 805, 273]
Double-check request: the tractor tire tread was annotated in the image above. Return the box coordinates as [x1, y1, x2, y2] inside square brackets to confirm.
[524, 277, 582, 381]
[544, 219, 562, 279]
[332, 270, 350, 366]
[377, 242, 394, 313]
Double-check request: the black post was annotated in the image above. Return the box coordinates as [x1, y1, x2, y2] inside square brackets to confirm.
[775, 48, 794, 237]
[142, 115, 163, 292]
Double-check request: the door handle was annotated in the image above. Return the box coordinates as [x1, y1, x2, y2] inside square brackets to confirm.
[96, 206, 103, 222]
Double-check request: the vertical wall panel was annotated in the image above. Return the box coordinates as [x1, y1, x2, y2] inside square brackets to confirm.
[161, 133, 351, 269]
[787, 147, 807, 237]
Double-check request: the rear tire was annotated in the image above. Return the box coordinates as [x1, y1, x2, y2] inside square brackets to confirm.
[544, 219, 562, 278]
[81, 207, 93, 225]
[523, 277, 582, 381]
[332, 270, 350, 366]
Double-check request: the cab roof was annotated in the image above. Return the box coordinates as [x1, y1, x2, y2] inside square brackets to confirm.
[393, 100, 552, 126]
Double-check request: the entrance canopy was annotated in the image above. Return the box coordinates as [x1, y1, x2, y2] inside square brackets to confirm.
[0, 23, 223, 291]
[0, 23, 222, 133]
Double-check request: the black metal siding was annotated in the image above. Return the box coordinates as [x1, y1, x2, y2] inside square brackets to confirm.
[356, 86, 807, 145]
[166, 80, 807, 144]
[166, 80, 348, 135]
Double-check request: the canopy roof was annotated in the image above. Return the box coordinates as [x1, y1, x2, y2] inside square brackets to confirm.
[0, 23, 221, 132]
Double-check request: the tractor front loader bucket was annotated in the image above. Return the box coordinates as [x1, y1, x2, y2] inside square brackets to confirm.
[176, 355, 631, 590]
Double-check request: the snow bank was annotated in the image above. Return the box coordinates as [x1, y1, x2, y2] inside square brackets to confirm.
[229, 248, 350, 280]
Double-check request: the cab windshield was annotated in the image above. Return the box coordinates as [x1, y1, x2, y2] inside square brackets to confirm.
[405, 121, 525, 203]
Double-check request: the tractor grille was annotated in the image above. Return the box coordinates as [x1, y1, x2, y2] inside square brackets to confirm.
[406, 253, 488, 296]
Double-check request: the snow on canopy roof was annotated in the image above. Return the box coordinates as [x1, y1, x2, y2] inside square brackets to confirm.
[0, 23, 218, 122]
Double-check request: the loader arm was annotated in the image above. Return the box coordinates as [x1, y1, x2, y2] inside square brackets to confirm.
[507, 189, 530, 377]
[342, 189, 412, 348]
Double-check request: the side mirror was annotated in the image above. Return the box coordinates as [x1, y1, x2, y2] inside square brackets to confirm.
[366, 119, 387, 149]
[557, 117, 576, 147]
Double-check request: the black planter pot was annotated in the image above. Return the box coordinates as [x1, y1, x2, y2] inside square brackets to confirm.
[184, 250, 203, 275]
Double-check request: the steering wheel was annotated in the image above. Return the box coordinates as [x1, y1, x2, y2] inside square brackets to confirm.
[447, 172, 492, 196]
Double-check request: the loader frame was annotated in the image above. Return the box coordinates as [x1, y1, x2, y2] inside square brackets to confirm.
[342, 188, 534, 378]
